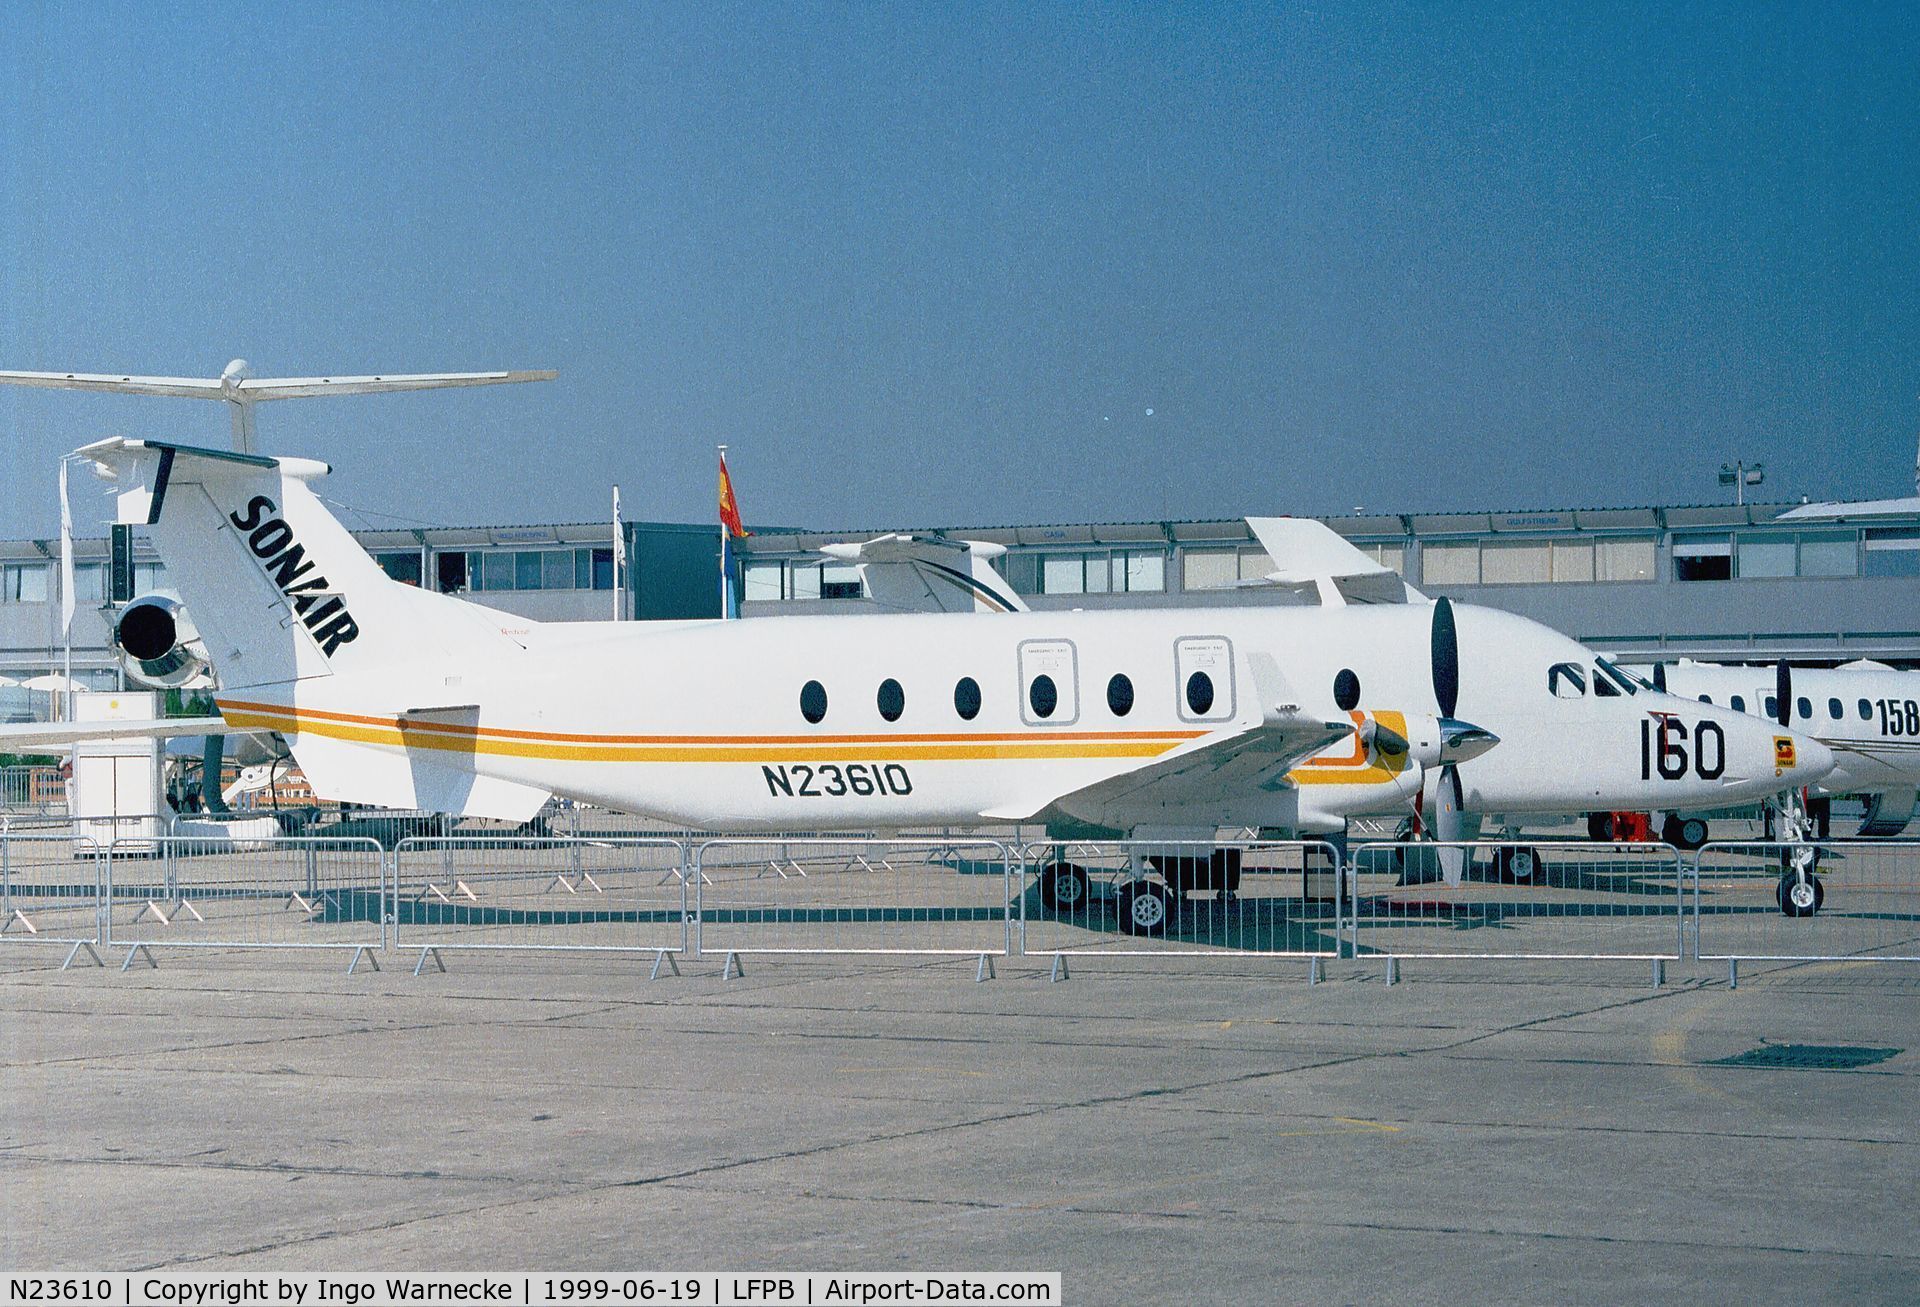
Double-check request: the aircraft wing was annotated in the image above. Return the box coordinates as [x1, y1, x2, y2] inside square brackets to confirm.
[984, 708, 1355, 821]
[0, 716, 232, 752]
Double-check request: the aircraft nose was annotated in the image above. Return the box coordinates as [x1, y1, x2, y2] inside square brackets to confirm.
[1778, 729, 1834, 788]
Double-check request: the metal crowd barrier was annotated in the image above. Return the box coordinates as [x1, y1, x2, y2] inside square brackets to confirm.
[1019, 840, 1344, 977]
[10, 827, 1919, 985]
[0, 832, 105, 964]
[1693, 839, 1920, 983]
[107, 835, 387, 968]
[392, 836, 688, 972]
[692, 837, 1014, 970]
[1349, 840, 1685, 983]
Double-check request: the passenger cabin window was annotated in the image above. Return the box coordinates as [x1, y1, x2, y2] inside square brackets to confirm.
[1764, 695, 1779, 719]
[1106, 673, 1134, 717]
[954, 677, 981, 721]
[1029, 674, 1058, 719]
[1859, 698, 1873, 721]
[877, 678, 905, 722]
[1185, 671, 1216, 715]
[1547, 663, 1586, 698]
[1797, 697, 1811, 721]
[800, 680, 828, 724]
[1731, 695, 1746, 713]
[1173, 636, 1236, 722]
[1699, 695, 1712, 704]
[1828, 697, 1843, 720]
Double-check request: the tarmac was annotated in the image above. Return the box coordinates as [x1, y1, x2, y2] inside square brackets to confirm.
[1, 947, 1915, 1304]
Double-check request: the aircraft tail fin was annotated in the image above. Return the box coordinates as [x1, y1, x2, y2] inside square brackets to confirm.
[80, 437, 528, 692]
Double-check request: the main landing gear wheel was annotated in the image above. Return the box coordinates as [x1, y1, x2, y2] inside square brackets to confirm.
[1491, 846, 1545, 883]
[1117, 880, 1171, 936]
[1662, 815, 1709, 851]
[1776, 871, 1823, 918]
[1036, 861, 1090, 912]
[1586, 812, 1614, 841]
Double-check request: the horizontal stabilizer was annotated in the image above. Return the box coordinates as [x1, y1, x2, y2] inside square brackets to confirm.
[0, 366, 554, 401]
[0, 716, 230, 752]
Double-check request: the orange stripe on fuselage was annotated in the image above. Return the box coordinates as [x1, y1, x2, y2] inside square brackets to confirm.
[216, 699, 1201, 764]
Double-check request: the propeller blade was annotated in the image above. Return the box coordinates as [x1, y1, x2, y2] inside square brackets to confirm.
[1435, 764, 1466, 887]
[1431, 597, 1459, 719]
[1775, 659, 1792, 728]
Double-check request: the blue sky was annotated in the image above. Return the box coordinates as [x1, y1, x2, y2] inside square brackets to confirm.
[2, 1, 1916, 538]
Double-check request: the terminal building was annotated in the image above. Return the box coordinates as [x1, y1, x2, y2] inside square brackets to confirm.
[5, 494, 1919, 706]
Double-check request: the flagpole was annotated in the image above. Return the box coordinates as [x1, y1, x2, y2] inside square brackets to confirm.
[718, 445, 729, 621]
[611, 485, 623, 622]
[58, 456, 75, 723]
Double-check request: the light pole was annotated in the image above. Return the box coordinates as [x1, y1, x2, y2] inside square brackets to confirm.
[1719, 460, 1765, 507]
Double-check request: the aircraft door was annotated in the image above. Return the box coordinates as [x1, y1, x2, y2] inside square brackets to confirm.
[1018, 639, 1080, 725]
[1175, 636, 1237, 723]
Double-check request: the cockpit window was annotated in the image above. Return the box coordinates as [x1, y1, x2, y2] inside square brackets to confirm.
[1547, 662, 1586, 698]
[1594, 659, 1639, 696]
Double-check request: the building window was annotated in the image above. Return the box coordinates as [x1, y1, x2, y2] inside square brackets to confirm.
[1106, 673, 1134, 717]
[1551, 540, 1595, 582]
[1357, 543, 1407, 576]
[373, 551, 423, 586]
[134, 561, 166, 592]
[1180, 548, 1240, 591]
[462, 547, 614, 593]
[1595, 537, 1656, 581]
[1736, 536, 1795, 579]
[1037, 549, 1168, 595]
[1672, 536, 1732, 582]
[1420, 541, 1479, 586]
[744, 562, 785, 602]
[876, 678, 905, 722]
[1865, 530, 1920, 577]
[821, 564, 862, 600]
[1480, 541, 1551, 585]
[0, 563, 48, 603]
[70, 563, 105, 603]
[1796, 532, 1858, 578]
[954, 677, 981, 720]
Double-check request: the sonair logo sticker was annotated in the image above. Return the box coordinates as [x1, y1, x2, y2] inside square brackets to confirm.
[228, 494, 360, 656]
[1774, 736, 1796, 769]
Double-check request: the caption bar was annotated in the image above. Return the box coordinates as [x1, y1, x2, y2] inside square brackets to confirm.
[1, 1276, 1061, 1307]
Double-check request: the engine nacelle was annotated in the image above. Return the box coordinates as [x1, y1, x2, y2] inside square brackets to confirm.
[113, 594, 212, 689]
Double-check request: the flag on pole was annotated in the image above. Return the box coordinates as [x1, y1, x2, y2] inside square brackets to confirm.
[58, 458, 76, 638]
[719, 449, 749, 619]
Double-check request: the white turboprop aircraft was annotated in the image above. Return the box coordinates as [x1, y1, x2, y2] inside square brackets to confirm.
[1655, 658, 1920, 838]
[4, 439, 1834, 932]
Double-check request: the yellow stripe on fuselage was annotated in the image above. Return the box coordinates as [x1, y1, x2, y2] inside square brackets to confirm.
[218, 700, 1200, 765]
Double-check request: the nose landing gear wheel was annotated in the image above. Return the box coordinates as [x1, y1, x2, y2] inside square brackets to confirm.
[1117, 881, 1171, 936]
[1037, 861, 1090, 912]
[1777, 870, 1823, 917]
